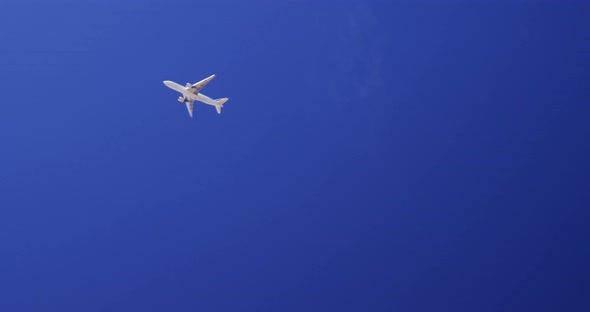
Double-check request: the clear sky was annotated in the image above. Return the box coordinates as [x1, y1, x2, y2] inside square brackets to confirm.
[0, 1, 588, 311]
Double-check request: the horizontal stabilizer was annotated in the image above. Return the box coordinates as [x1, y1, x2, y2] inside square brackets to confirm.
[215, 98, 228, 114]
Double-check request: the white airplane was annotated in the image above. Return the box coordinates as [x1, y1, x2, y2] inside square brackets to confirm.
[163, 74, 228, 118]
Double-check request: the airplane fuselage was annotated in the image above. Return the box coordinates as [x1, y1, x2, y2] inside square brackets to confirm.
[163, 80, 218, 106]
[163, 74, 228, 117]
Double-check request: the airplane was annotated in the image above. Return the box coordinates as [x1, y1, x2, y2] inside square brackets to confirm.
[163, 74, 229, 118]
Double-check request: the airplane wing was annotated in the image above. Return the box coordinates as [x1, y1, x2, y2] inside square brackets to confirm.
[191, 74, 216, 93]
[185, 100, 194, 118]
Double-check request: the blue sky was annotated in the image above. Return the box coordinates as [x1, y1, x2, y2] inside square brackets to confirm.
[0, 1, 588, 311]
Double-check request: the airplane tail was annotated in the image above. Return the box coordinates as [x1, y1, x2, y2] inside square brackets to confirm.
[214, 98, 228, 114]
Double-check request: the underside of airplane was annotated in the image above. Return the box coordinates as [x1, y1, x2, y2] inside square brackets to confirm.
[163, 74, 229, 118]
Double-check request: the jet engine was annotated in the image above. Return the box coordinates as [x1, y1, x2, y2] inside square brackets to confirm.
[178, 96, 186, 103]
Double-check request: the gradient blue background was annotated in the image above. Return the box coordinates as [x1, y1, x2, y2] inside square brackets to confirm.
[1, 1, 588, 311]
